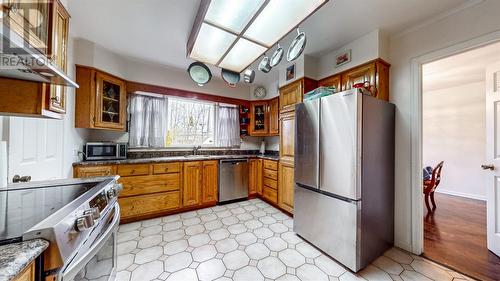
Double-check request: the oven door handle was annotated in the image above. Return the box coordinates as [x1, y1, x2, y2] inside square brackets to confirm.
[61, 204, 120, 281]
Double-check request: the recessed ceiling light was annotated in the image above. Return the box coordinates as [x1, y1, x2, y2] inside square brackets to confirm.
[187, 0, 328, 73]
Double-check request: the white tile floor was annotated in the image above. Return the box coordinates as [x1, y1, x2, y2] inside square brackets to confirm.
[116, 199, 473, 281]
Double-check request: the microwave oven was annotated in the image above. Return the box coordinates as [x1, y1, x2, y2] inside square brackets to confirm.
[84, 142, 127, 161]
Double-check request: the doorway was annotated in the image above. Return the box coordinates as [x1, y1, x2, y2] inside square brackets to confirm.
[421, 42, 500, 280]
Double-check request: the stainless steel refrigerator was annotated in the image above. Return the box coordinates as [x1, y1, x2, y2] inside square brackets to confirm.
[294, 89, 395, 272]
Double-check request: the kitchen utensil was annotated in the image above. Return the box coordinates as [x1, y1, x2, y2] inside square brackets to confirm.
[270, 44, 284, 67]
[221, 68, 240, 87]
[287, 28, 307, 62]
[258, 56, 272, 73]
[243, 69, 255, 83]
[187, 62, 212, 86]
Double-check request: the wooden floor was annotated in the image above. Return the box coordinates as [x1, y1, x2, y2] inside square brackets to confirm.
[423, 193, 500, 281]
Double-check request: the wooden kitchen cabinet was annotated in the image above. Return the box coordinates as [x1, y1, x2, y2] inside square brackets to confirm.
[249, 98, 279, 137]
[45, 0, 70, 113]
[341, 63, 376, 92]
[318, 74, 341, 91]
[12, 260, 35, 281]
[279, 110, 296, 164]
[262, 160, 278, 204]
[249, 101, 269, 136]
[75, 65, 127, 131]
[202, 161, 218, 204]
[249, 159, 263, 196]
[183, 161, 202, 207]
[278, 162, 294, 213]
[268, 97, 279, 135]
[74, 165, 115, 178]
[279, 80, 303, 112]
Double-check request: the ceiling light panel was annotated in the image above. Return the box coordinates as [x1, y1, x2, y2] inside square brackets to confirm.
[205, 0, 266, 34]
[244, 0, 327, 47]
[190, 23, 237, 65]
[219, 38, 267, 72]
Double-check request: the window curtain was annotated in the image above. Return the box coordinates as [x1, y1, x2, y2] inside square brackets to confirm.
[216, 105, 240, 147]
[129, 94, 169, 147]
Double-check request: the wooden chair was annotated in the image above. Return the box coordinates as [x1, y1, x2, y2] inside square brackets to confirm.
[423, 161, 444, 213]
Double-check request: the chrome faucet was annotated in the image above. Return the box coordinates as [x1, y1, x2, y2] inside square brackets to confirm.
[193, 145, 202, 155]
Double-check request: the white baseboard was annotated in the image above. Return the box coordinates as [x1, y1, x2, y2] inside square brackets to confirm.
[436, 189, 486, 201]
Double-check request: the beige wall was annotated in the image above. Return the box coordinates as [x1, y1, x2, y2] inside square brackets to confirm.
[389, 0, 500, 251]
[423, 82, 486, 200]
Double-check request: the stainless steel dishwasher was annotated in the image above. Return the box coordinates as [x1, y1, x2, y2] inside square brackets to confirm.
[219, 158, 249, 203]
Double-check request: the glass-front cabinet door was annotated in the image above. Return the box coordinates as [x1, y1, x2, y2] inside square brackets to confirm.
[250, 101, 268, 136]
[95, 72, 126, 130]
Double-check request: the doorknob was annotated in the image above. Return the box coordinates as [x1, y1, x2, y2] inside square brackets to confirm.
[12, 175, 31, 183]
[481, 164, 495, 171]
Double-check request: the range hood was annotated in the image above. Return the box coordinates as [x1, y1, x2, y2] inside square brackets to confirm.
[0, 23, 78, 88]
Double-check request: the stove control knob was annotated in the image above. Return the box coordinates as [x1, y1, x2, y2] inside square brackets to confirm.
[84, 207, 100, 221]
[76, 214, 95, 232]
[107, 183, 123, 199]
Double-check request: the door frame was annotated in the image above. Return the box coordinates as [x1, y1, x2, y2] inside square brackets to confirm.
[410, 30, 500, 254]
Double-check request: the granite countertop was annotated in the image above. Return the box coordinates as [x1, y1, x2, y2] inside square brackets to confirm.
[0, 239, 49, 281]
[73, 154, 279, 166]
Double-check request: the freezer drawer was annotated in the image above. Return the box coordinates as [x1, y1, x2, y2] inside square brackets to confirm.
[294, 185, 360, 271]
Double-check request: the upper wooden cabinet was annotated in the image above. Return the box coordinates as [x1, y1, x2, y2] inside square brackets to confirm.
[45, 0, 70, 114]
[75, 66, 127, 131]
[202, 161, 218, 204]
[318, 59, 390, 101]
[317, 74, 341, 90]
[0, 0, 70, 119]
[249, 97, 279, 137]
[268, 98, 279, 135]
[3, 0, 51, 53]
[279, 80, 303, 112]
[249, 101, 268, 136]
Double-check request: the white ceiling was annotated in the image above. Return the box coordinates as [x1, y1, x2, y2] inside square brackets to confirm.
[69, 0, 469, 86]
[423, 41, 500, 92]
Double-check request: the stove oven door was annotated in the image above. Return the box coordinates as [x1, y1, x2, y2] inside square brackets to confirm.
[61, 203, 120, 281]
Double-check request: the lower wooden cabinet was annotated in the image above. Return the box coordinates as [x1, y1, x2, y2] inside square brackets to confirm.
[13, 261, 35, 281]
[74, 160, 218, 222]
[278, 162, 295, 214]
[183, 162, 202, 207]
[202, 161, 218, 204]
[262, 160, 278, 204]
[249, 159, 263, 195]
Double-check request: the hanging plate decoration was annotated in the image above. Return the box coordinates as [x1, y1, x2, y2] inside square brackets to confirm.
[187, 62, 212, 86]
[287, 28, 307, 62]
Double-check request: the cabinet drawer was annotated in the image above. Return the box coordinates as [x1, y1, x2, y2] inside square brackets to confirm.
[263, 177, 278, 190]
[263, 160, 278, 171]
[119, 191, 180, 219]
[263, 169, 278, 180]
[262, 186, 278, 204]
[117, 164, 149, 176]
[119, 174, 180, 197]
[75, 166, 114, 178]
[153, 162, 181, 174]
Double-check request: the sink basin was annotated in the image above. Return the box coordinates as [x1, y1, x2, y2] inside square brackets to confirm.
[183, 155, 211, 158]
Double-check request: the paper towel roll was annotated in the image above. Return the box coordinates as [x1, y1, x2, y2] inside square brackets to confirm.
[0, 141, 7, 187]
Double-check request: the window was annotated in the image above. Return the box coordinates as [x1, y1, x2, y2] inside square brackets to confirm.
[128, 94, 239, 148]
[166, 98, 215, 146]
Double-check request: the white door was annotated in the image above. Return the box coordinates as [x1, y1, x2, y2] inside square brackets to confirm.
[8, 117, 63, 182]
[485, 60, 500, 256]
